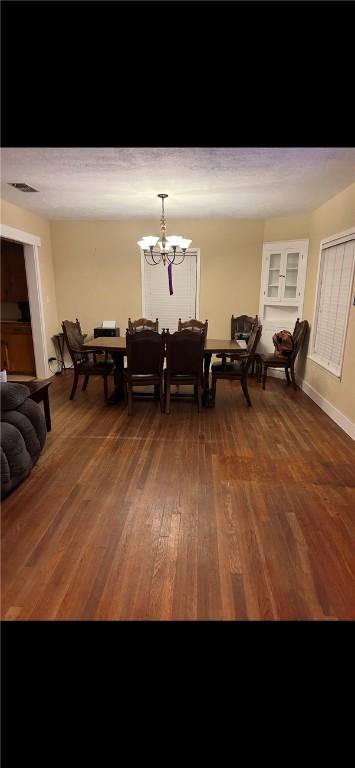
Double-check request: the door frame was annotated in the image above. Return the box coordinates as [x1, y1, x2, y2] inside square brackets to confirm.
[0, 223, 50, 378]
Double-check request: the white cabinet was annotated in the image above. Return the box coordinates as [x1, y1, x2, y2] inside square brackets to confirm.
[259, 239, 308, 357]
[263, 243, 307, 304]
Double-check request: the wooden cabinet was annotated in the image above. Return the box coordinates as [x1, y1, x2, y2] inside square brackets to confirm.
[1, 322, 36, 375]
[1, 239, 29, 302]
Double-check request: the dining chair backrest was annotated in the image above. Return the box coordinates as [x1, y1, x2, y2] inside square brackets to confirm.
[62, 320, 88, 367]
[75, 318, 86, 339]
[125, 329, 164, 376]
[128, 317, 159, 332]
[290, 319, 309, 363]
[231, 314, 258, 341]
[164, 328, 205, 376]
[240, 324, 263, 374]
[178, 318, 208, 336]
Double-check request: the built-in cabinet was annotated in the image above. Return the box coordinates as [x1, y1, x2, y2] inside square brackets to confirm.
[259, 239, 308, 356]
[262, 243, 307, 304]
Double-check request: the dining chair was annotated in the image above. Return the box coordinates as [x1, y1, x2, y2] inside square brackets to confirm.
[61, 320, 114, 401]
[164, 328, 206, 414]
[128, 317, 159, 332]
[76, 316, 108, 362]
[216, 314, 258, 372]
[255, 319, 309, 390]
[75, 318, 87, 341]
[178, 318, 208, 336]
[124, 329, 164, 415]
[211, 324, 262, 406]
[231, 314, 258, 342]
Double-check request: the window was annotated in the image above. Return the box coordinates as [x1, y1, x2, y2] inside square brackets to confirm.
[141, 249, 200, 332]
[311, 230, 355, 378]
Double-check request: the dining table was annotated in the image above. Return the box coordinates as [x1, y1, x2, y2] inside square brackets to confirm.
[83, 335, 243, 407]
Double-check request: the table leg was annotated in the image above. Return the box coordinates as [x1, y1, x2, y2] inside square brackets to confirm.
[107, 352, 125, 404]
[203, 352, 215, 407]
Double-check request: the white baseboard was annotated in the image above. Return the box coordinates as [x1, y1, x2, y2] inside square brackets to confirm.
[296, 377, 355, 441]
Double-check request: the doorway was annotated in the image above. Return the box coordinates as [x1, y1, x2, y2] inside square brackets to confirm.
[0, 223, 50, 379]
[1, 237, 36, 376]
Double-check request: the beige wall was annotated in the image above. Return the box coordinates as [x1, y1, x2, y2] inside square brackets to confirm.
[0, 198, 59, 356]
[50, 218, 264, 340]
[263, 213, 310, 241]
[264, 182, 355, 424]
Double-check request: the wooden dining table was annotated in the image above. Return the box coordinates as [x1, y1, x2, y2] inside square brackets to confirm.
[83, 336, 242, 407]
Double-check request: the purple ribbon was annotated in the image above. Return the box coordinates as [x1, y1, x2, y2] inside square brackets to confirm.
[168, 262, 173, 295]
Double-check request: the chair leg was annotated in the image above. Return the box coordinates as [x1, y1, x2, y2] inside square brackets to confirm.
[290, 364, 297, 390]
[197, 383, 202, 412]
[128, 385, 133, 415]
[159, 382, 164, 413]
[70, 372, 79, 400]
[285, 367, 291, 385]
[165, 379, 171, 414]
[82, 374, 89, 391]
[241, 377, 252, 406]
[262, 363, 267, 390]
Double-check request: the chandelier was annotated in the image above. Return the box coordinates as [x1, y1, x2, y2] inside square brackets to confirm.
[137, 193, 192, 266]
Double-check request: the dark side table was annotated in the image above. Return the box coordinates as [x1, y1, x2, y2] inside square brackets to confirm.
[10, 378, 53, 431]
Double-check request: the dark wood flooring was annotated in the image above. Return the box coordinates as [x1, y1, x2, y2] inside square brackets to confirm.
[2, 371, 355, 620]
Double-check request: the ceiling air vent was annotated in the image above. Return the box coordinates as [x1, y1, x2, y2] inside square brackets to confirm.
[8, 183, 39, 192]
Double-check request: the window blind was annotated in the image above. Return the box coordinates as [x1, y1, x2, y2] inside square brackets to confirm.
[313, 239, 355, 376]
[142, 250, 199, 332]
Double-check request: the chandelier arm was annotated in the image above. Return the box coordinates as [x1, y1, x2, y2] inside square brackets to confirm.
[167, 252, 185, 266]
[144, 251, 161, 266]
[151, 251, 162, 265]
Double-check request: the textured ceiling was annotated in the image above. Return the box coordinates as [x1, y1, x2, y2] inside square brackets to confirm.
[1, 147, 355, 220]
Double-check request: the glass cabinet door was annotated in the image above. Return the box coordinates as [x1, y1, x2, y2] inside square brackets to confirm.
[266, 252, 282, 299]
[283, 251, 300, 300]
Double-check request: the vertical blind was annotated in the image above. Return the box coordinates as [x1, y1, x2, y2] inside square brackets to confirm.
[142, 250, 199, 332]
[313, 239, 355, 376]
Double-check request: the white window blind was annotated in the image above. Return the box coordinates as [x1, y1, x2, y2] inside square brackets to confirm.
[142, 250, 199, 332]
[312, 238, 355, 377]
